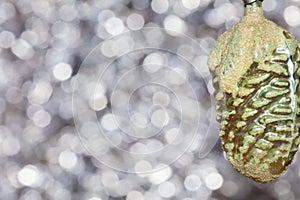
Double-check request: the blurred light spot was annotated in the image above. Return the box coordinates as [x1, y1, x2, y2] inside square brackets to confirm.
[89, 198, 102, 200]
[111, 36, 132, 55]
[151, 0, 169, 14]
[58, 99, 73, 120]
[89, 95, 108, 111]
[94, 82, 107, 96]
[59, 4, 77, 22]
[28, 81, 53, 104]
[205, 172, 223, 190]
[51, 21, 74, 40]
[127, 13, 145, 30]
[45, 48, 65, 66]
[80, 121, 99, 139]
[153, 91, 170, 106]
[53, 62, 72, 81]
[101, 113, 118, 131]
[164, 15, 186, 35]
[0, 31, 15, 48]
[199, 37, 215, 54]
[284, 6, 300, 27]
[106, 132, 122, 146]
[11, 39, 34, 60]
[204, 9, 224, 28]
[148, 164, 172, 184]
[52, 188, 71, 200]
[165, 128, 183, 145]
[263, 0, 277, 12]
[146, 139, 164, 152]
[97, 24, 110, 39]
[98, 9, 115, 23]
[207, 79, 214, 95]
[21, 30, 39, 46]
[18, 165, 40, 187]
[151, 108, 169, 128]
[86, 138, 109, 156]
[58, 150, 78, 170]
[2, 135, 20, 156]
[218, 3, 237, 21]
[194, 55, 210, 77]
[143, 53, 164, 73]
[167, 68, 186, 85]
[52, 22, 80, 47]
[0, 97, 6, 114]
[23, 125, 43, 145]
[33, 110, 51, 128]
[220, 180, 238, 197]
[173, 1, 191, 18]
[0, 2, 16, 22]
[182, 0, 200, 10]
[274, 180, 291, 196]
[126, 191, 144, 200]
[144, 28, 165, 46]
[184, 174, 201, 191]
[130, 142, 147, 154]
[177, 44, 195, 60]
[101, 171, 119, 187]
[5, 87, 23, 104]
[158, 181, 176, 198]
[132, 0, 149, 10]
[105, 17, 124, 35]
[115, 180, 134, 197]
[0, 65, 9, 87]
[22, 190, 42, 200]
[131, 112, 148, 128]
[135, 160, 152, 174]
[177, 152, 194, 166]
[225, 17, 240, 29]
[101, 40, 116, 57]
[30, 0, 52, 19]
[111, 90, 127, 108]
[199, 0, 210, 8]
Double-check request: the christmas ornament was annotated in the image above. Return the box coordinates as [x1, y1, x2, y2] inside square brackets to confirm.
[208, 0, 300, 182]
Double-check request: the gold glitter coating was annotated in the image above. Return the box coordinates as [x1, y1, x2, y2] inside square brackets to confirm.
[208, 1, 300, 182]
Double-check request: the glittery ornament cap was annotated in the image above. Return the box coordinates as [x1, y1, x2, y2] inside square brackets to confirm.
[243, 0, 263, 6]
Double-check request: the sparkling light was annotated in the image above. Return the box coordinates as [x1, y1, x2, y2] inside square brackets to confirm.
[143, 53, 164, 73]
[105, 17, 124, 35]
[127, 13, 145, 30]
[284, 6, 300, 27]
[11, 39, 34, 60]
[205, 172, 224, 190]
[58, 150, 78, 170]
[184, 174, 202, 191]
[126, 191, 144, 200]
[33, 110, 51, 128]
[152, 91, 170, 106]
[101, 114, 118, 131]
[151, 108, 169, 128]
[158, 181, 176, 198]
[151, 0, 169, 14]
[0, 31, 15, 48]
[148, 164, 172, 184]
[182, 0, 200, 10]
[18, 165, 40, 187]
[164, 15, 186, 35]
[53, 62, 72, 81]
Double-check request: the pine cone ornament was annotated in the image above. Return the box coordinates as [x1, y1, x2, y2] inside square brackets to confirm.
[208, 0, 300, 182]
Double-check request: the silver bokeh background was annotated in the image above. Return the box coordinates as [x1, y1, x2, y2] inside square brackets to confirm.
[1, 0, 300, 199]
